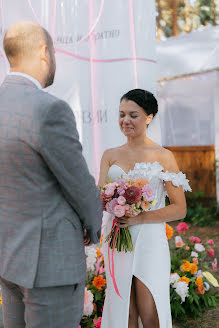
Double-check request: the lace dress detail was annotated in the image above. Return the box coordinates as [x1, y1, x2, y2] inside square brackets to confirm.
[128, 161, 192, 199]
[101, 162, 191, 328]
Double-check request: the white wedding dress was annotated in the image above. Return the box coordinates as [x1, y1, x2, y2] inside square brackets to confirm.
[101, 162, 191, 328]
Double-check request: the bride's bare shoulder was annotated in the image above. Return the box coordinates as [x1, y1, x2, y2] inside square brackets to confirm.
[101, 145, 125, 165]
[157, 147, 179, 172]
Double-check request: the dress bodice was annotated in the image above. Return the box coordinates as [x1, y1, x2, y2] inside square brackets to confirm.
[108, 161, 191, 210]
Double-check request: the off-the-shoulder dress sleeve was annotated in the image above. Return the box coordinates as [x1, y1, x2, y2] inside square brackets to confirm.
[160, 170, 192, 192]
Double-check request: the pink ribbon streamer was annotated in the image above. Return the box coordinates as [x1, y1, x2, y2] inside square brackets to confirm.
[108, 218, 122, 298]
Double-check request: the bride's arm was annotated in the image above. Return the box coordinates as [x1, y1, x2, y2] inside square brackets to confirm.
[98, 149, 111, 188]
[117, 150, 187, 227]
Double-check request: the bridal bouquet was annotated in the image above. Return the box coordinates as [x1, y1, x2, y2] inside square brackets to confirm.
[101, 177, 156, 252]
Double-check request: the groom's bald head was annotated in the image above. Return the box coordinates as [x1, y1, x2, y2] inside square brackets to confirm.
[3, 21, 53, 67]
[3, 21, 56, 88]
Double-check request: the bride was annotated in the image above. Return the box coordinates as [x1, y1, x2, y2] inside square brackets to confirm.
[98, 89, 191, 328]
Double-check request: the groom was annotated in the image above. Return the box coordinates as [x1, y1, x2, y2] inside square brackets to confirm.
[0, 21, 102, 328]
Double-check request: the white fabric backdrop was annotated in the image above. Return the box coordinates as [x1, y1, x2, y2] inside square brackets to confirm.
[158, 71, 218, 147]
[0, 0, 160, 180]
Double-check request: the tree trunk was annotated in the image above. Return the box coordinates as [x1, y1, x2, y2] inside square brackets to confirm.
[211, 0, 216, 26]
[156, 0, 162, 40]
[171, 0, 179, 36]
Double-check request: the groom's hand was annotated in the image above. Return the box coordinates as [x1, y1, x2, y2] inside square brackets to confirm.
[83, 230, 93, 246]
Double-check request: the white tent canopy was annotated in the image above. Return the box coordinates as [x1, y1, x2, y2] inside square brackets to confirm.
[156, 26, 219, 200]
[157, 26, 219, 79]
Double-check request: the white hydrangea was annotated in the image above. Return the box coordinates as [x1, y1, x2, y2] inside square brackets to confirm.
[174, 281, 189, 303]
[194, 243, 205, 252]
[191, 251, 198, 258]
[85, 246, 97, 271]
[195, 270, 203, 278]
[83, 287, 94, 316]
[170, 273, 180, 285]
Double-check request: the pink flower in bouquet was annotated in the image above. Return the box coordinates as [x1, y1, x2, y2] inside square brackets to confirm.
[207, 247, 215, 258]
[142, 184, 155, 202]
[189, 236, 201, 243]
[124, 204, 136, 217]
[113, 205, 125, 217]
[117, 179, 127, 195]
[176, 222, 189, 235]
[108, 198, 119, 213]
[141, 200, 150, 211]
[125, 186, 142, 204]
[208, 239, 214, 245]
[117, 196, 126, 205]
[211, 258, 217, 271]
[94, 317, 102, 328]
[105, 184, 116, 197]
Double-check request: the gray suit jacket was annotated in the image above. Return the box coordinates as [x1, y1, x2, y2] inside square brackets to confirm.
[0, 75, 102, 288]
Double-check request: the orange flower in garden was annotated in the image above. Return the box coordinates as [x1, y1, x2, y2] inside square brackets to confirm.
[195, 277, 203, 287]
[197, 285, 205, 295]
[96, 248, 101, 258]
[0, 296, 2, 305]
[166, 224, 174, 240]
[182, 260, 191, 272]
[92, 276, 106, 291]
[192, 258, 199, 265]
[190, 263, 198, 274]
[179, 276, 190, 284]
[134, 178, 149, 189]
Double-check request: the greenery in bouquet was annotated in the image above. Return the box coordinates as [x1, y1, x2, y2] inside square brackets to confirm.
[101, 177, 156, 252]
[166, 222, 219, 322]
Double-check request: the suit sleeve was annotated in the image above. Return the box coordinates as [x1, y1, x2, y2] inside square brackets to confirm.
[40, 99, 102, 244]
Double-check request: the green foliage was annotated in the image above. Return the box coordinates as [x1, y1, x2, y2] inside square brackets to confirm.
[169, 225, 218, 323]
[156, 0, 219, 38]
[183, 191, 219, 226]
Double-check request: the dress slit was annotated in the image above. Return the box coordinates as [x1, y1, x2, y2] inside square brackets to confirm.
[132, 274, 160, 328]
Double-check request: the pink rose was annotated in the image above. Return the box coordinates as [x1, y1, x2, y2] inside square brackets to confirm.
[207, 247, 215, 258]
[176, 222, 189, 235]
[124, 204, 135, 217]
[189, 236, 201, 243]
[113, 205, 125, 217]
[107, 198, 118, 213]
[105, 185, 116, 197]
[211, 258, 217, 271]
[142, 184, 155, 202]
[208, 239, 214, 245]
[175, 236, 185, 248]
[117, 196, 126, 205]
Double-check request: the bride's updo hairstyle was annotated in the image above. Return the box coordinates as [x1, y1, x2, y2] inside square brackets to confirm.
[120, 89, 158, 118]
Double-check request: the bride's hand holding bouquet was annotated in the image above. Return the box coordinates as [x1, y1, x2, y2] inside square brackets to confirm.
[101, 177, 156, 253]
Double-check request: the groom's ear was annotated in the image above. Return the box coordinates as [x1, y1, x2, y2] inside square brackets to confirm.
[40, 44, 49, 64]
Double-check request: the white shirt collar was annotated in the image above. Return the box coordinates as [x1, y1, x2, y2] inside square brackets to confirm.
[8, 72, 42, 89]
